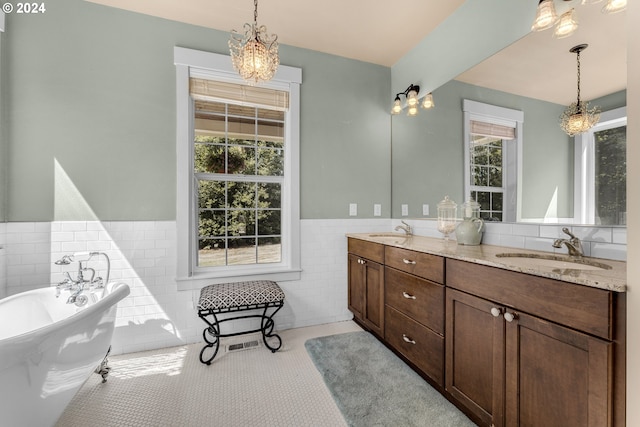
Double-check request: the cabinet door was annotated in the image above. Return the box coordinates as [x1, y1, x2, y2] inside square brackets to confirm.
[364, 258, 384, 337]
[348, 254, 365, 321]
[348, 254, 384, 337]
[446, 289, 505, 427]
[504, 310, 612, 427]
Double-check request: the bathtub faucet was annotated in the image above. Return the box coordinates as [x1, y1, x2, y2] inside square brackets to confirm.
[54, 252, 111, 305]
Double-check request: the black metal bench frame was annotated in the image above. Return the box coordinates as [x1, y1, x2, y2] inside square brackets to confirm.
[198, 299, 284, 365]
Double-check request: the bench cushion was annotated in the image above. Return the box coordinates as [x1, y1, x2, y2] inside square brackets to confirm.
[198, 280, 285, 311]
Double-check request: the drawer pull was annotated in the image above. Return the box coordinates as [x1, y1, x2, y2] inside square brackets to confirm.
[358, 259, 366, 265]
[402, 334, 416, 345]
[402, 258, 416, 265]
[490, 307, 502, 317]
[402, 292, 416, 300]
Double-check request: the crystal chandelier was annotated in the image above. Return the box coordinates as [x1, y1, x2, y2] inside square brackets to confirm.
[559, 44, 600, 136]
[229, 0, 279, 85]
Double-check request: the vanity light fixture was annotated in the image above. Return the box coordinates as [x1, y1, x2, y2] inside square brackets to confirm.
[391, 85, 434, 116]
[559, 44, 600, 136]
[229, 0, 279, 85]
[532, 0, 624, 39]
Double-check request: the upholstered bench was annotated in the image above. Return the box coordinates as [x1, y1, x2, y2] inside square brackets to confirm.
[197, 280, 285, 365]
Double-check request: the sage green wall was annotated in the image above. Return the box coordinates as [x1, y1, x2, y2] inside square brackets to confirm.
[392, 80, 569, 219]
[391, 80, 628, 220]
[2, 0, 390, 221]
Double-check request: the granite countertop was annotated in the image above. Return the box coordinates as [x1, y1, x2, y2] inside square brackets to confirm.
[346, 233, 627, 292]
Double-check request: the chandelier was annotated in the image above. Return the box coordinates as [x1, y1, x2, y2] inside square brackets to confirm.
[229, 0, 279, 85]
[559, 44, 600, 136]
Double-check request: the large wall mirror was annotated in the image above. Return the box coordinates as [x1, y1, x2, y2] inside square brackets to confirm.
[391, 3, 626, 225]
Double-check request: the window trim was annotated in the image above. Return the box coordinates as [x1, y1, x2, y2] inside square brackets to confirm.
[463, 100, 523, 222]
[174, 47, 302, 290]
[574, 106, 627, 225]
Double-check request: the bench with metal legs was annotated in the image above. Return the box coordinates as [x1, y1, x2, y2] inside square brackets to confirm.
[197, 280, 285, 365]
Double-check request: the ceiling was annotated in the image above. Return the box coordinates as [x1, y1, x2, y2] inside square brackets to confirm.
[84, 0, 465, 67]
[85, 0, 626, 105]
[455, 3, 627, 105]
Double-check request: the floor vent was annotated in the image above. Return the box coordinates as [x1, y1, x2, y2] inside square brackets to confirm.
[227, 340, 261, 353]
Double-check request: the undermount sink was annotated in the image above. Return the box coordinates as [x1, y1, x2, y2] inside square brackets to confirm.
[367, 233, 410, 243]
[495, 252, 612, 271]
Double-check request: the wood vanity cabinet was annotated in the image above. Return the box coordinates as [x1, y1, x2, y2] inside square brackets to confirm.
[384, 246, 445, 386]
[347, 238, 385, 337]
[445, 258, 621, 427]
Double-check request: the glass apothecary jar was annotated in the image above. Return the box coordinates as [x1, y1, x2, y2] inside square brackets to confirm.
[437, 196, 457, 241]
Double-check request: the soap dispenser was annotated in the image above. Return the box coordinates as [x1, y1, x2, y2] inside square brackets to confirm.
[455, 198, 484, 245]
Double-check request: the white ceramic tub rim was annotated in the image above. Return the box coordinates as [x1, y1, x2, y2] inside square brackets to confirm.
[0, 282, 129, 344]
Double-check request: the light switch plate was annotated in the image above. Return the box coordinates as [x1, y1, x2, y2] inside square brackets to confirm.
[422, 204, 430, 216]
[374, 204, 381, 216]
[349, 203, 357, 216]
[401, 204, 408, 216]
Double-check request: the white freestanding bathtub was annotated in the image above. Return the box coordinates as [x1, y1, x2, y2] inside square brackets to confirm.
[0, 282, 130, 427]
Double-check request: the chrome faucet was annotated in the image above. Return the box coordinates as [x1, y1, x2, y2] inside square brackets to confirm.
[54, 252, 110, 306]
[394, 220, 413, 236]
[552, 227, 584, 257]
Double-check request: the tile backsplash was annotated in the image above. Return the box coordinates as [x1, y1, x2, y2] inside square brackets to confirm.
[0, 218, 626, 355]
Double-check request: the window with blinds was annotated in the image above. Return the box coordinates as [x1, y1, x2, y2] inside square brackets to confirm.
[192, 79, 286, 268]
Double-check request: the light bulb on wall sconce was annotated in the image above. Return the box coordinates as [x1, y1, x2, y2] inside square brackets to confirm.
[602, 0, 626, 13]
[391, 96, 403, 114]
[531, 0, 558, 31]
[554, 8, 578, 38]
[406, 88, 419, 107]
[421, 92, 435, 109]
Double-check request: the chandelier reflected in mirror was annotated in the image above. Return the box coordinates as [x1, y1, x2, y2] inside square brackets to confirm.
[559, 44, 600, 136]
[229, 0, 279, 85]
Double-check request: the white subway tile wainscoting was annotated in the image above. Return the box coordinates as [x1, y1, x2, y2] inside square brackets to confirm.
[0, 218, 626, 355]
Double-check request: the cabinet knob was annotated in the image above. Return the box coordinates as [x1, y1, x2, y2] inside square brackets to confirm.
[402, 334, 416, 345]
[358, 259, 366, 265]
[490, 307, 502, 317]
[402, 292, 417, 300]
[402, 258, 416, 265]
[503, 312, 517, 322]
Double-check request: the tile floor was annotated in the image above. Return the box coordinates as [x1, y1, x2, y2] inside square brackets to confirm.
[56, 321, 362, 427]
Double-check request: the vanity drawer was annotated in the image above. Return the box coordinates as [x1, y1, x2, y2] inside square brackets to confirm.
[385, 305, 444, 386]
[385, 267, 444, 335]
[385, 246, 444, 283]
[348, 238, 385, 264]
[446, 258, 613, 340]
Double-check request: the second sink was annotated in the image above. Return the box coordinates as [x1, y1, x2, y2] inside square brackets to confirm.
[495, 252, 612, 271]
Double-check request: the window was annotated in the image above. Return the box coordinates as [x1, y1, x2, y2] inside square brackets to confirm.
[463, 100, 523, 222]
[574, 107, 627, 225]
[174, 47, 302, 289]
[469, 134, 505, 221]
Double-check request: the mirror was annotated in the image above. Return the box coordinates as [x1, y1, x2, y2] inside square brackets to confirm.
[391, 3, 626, 225]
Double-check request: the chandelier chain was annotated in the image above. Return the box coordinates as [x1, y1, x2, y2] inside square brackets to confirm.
[576, 49, 581, 106]
[254, 0, 258, 26]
